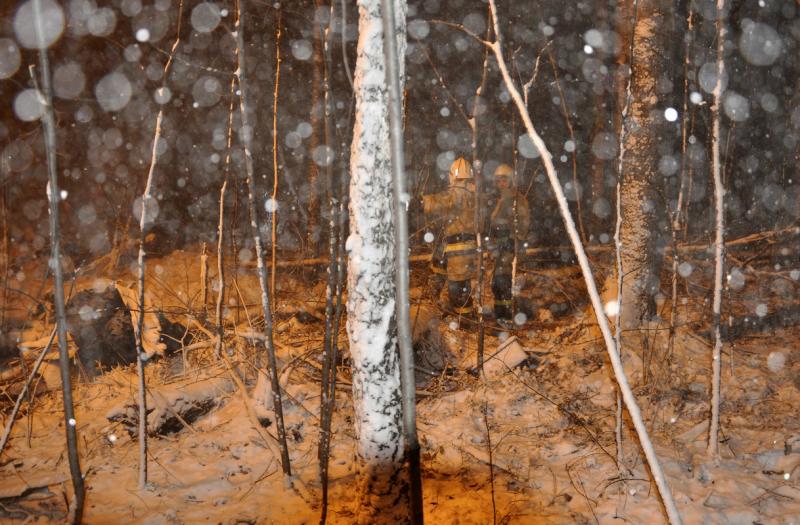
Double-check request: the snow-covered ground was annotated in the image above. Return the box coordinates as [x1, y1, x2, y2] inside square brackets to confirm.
[1, 245, 799, 524]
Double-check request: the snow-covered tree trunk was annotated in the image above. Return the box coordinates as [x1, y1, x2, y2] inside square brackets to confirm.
[347, 0, 409, 522]
[616, 0, 667, 330]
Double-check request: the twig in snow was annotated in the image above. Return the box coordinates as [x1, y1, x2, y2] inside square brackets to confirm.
[566, 461, 599, 525]
[481, 397, 497, 525]
[0, 327, 56, 458]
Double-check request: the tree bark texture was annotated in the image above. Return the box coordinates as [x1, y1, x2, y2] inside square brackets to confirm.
[618, 0, 667, 330]
[347, 0, 409, 522]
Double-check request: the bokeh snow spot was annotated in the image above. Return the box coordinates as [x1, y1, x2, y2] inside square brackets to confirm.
[264, 198, 279, 213]
[592, 198, 611, 219]
[132, 7, 169, 43]
[79, 305, 100, 321]
[678, 262, 693, 278]
[312, 145, 334, 167]
[133, 195, 159, 225]
[727, 267, 746, 291]
[0, 38, 21, 79]
[14, 89, 45, 122]
[191, 2, 221, 33]
[285, 132, 301, 149]
[755, 303, 768, 318]
[87, 7, 116, 37]
[297, 122, 313, 139]
[739, 21, 782, 66]
[53, 62, 86, 99]
[698, 62, 728, 94]
[154, 86, 172, 104]
[591, 132, 618, 160]
[517, 134, 540, 159]
[14, 0, 65, 49]
[95, 72, 133, 112]
[238, 248, 253, 263]
[584, 29, 603, 48]
[192, 75, 222, 107]
[408, 20, 430, 39]
[759, 92, 778, 113]
[603, 300, 619, 318]
[124, 44, 142, 62]
[659, 155, 679, 177]
[291, 40, 313, 61]
[767, 351, 785, 373]
[723, 91, 750, 122]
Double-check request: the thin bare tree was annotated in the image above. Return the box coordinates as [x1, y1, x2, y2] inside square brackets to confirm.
[707, 0, 727, 460]
[669, 7, 694, 357]
[319, 2, 339, 521]
[135, 0, 184, 489]
[381, 0, 423, 520]
[216, 70, 238, 358]
[470, 5, 491, 374]
[319, 4, 354, 515]
[234, 0, 291, 476]
[31, 0, 85, 519]
[214, 180, 227, 358]
[270, 8, 282, 314]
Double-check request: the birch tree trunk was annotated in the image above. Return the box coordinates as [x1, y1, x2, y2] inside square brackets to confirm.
[347, 0, 409, 522]
[616, 0, 667, 330]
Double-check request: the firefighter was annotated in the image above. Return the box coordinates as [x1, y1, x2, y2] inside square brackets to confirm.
[489, 163, 530, 324]
[423, 157, 477, 318]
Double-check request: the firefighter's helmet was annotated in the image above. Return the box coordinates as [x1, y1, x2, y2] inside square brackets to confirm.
[449, 157, 473, 184]
[493, 163, 514, 184]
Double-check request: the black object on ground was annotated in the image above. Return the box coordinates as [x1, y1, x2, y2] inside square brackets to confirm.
[65, 285, 137, 379]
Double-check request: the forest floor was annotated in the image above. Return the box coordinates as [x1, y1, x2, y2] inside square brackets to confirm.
[1, 236, 799, 524]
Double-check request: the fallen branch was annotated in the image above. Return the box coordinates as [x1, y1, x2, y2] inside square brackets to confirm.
[0, 327, 56, 458]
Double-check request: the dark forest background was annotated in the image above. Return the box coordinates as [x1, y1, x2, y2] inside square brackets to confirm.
[1, 0, 798, 270]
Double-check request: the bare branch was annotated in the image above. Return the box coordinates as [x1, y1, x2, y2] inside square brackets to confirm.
[486, 1, 682, 523]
